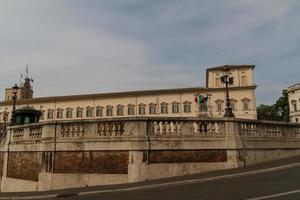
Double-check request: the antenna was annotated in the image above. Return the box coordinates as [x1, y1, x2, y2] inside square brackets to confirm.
[26, 64, 29, 78]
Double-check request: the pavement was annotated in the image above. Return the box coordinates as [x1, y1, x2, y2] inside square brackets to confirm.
[1, 156, 300, 200]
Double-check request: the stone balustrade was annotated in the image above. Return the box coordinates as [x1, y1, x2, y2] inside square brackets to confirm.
[4, 118, 300, 143]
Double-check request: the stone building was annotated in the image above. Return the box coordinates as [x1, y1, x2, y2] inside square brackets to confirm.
[287, 83, 300, 123]
[0, 65, 257, 122]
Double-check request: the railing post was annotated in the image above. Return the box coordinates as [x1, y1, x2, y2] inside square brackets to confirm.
[224, 118, 244, 168]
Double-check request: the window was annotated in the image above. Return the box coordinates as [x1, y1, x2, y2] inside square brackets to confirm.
[40, 110, 45, 120]
[172, 102, 180, 113]
[138, 104, 146, 115]
[242, 98, 251, 111]
[127, 104, 135, 115]
[183, 101, 191, 113]
[296, 118, 299, 123]
[117, 105, 124, 116]
[96, 106, 103, 117]
[66, 108, 73, 119]
[216, 78, 222, 87]
[56, 109, 63, 119]
[292, 100, 297, 112]
[230, 99, 237, 111]
[241, 76, 248, 86]
[161, 102, 168, 114]
[149, 103, 156, 114]
[106, 105, 113, 116]
[47, 110, 54, 119]
[76, 107, 83, 118]
[215, 99, 224, 112]
[86, 107, 93, 117]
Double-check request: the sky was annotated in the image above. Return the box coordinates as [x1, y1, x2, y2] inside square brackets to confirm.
[0, 0, 299, 104]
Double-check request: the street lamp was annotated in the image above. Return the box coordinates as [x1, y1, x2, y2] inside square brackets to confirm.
[221, 69, 235, 118]
[11, 84, 19, 124]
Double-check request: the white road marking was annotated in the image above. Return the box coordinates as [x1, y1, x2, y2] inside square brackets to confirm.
[1, 161, 300, 200]
[246, 189, 300, 200]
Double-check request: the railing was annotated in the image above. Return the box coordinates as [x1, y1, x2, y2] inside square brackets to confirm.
[239, 120, 300, 138]
[61, 123, 85, 138]
[4, 118, 300, 143]
[97, 122, 124, 137]
[148, 120, 225, 137]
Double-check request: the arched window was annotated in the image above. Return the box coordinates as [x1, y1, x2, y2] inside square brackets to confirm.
[183, 101, 191, 113]
[86, 106, 93, 117]
[138, 103, 146, 115]
[160, 102, 168, 114]
[106, 105, 113, 116]
[76, 107, 83, 118]
[117, 104, 124, 116]
[149, 103, 156, 114]
[56, 108, 63, 119]
[291, 100, 297, 112]
[127, 104, 135, 115]
[241, 98, 251, 111]
[96, 106, 103, 117]
[230, 99, 237, 111]
[215, 99, 224, 112]
[172, 101, 180, 113]
[66, 108, 73, 118]
[47, 109, 54, 119]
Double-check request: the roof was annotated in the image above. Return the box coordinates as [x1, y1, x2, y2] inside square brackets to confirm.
[206, 65, 255, 71]
[14, 106, 42, 115]
[0, 87, 205, 106]
[287, 83, 300, 93]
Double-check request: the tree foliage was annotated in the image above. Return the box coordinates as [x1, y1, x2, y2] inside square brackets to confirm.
[257, 104, 281, 121]
[257, 90, 290, 122]
[274, 90, 290, 122]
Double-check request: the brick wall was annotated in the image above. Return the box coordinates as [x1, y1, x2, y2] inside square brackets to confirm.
[149, 150, 227, 163]
[7, 152, 42, 181]
[54, 151, 129, 174]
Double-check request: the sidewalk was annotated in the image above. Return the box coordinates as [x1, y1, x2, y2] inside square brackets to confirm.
[1, 156, 300, 199]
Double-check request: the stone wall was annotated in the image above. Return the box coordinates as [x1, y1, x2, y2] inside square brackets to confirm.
[7, 152, 41, 181]
[0, 117, 299, 192]
[54, 151, 129, 174]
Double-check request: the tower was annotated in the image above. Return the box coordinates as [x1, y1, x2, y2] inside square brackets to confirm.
[4, 67, 34, 101]
[20, 77, 33, 99]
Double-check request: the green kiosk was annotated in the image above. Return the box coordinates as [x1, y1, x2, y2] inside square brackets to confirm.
[14, 106, 42, 125]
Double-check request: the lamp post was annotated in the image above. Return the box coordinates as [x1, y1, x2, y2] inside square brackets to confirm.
[11, 84, 19, 124]
[221, 70, 235, 118]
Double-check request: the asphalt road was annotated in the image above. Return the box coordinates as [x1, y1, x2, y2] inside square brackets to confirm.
[40, 163, 300, 200]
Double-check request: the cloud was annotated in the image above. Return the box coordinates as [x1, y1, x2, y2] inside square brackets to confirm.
[0, 0, 299, 105]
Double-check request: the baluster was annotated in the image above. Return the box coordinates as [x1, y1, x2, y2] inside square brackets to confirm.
[159, 122, 164, 136]
[170, 122, 175, 135]
[165, 122, 171, 135]
[153, 122, 159, 136]
[193, 122, 199, 134]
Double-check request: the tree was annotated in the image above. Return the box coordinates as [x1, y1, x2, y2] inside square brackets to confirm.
[275, 90, 290, 122]
[257, 104, 281, 121]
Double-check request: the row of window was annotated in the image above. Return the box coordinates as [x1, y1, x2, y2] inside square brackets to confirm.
[215, 98, 251, 112]
[43, 102, 192, 120]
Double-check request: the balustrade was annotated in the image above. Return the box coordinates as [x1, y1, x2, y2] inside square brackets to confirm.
[61, 123, 85, 138]
[239, 121, 300, 138]
[97, 122, 124, 137]
[192, 121, 225, 136]
[29, 125, 43, 139]
[12, 128, 25, 141]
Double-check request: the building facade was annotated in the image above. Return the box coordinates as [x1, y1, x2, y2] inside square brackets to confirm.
[287, 83, 300, 123]
[0, 65, 257, 123]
